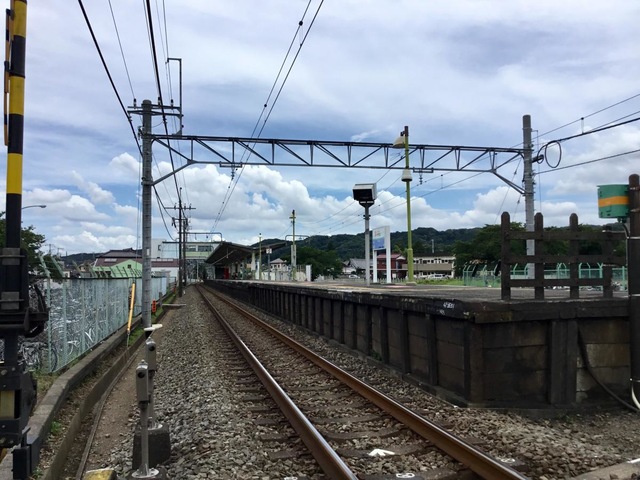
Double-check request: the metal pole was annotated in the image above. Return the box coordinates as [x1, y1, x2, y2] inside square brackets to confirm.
[142, 100, 152, 330]
[290, 210, 296, 281]
[522, 115, 535, 278]
[177, 192, 182, 296]
[627, 174, 640, 403]
[364, 205, 371, 286]
[402, 126, 414, 283]
[182, 216, 187, 289]
[258, 233, 262, 280]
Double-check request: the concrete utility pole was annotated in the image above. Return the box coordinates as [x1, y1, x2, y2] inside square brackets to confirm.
[142, 100, 153, 330]
[522, 115, 535, 278]
[182, 214, 187, 289]
[290, 210, 296, 281]
[177, 194, 183, 297]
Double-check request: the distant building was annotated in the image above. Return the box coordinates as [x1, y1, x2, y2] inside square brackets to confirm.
[269, 258, 288, 271]
[92, 248, 178, 279]
[412, 255, 456, 278]
[375, 253, 406, 279]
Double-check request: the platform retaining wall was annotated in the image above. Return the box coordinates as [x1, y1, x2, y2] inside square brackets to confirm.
[207, 280, 630, 409]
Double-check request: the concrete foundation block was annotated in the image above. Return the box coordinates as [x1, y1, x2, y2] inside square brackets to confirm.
[132, 424, 171, 470]
[126, 466, 168, 480]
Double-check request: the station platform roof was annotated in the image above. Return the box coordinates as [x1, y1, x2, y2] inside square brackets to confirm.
[205, 241, 287, 266]
[205, 242, 254, 266]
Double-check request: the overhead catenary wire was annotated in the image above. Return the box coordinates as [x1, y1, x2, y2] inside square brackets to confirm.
[77, 0, 141, 156]
[537, 91, 640, 139]
[537, 149, 640, 175]
[108, 0, 135, 100]
[210, 0, 324, 234]
[144, 0, 181, 204]
[305, 172, 486, 237]
[154, 0, 190, 208]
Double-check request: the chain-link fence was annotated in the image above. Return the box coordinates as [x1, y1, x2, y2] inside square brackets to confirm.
[10, 276, 171, 373]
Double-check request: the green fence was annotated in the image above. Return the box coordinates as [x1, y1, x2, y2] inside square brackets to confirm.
[462, 263, 627, 290]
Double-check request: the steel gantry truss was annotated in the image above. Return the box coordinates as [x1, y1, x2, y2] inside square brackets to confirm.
[150, 133, 529, 194]
[134, 101, 536, 335]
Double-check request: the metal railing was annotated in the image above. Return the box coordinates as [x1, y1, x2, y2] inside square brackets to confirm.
[463, 263, 628, 291]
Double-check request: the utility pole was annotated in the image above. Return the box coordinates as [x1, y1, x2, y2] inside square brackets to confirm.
[177, 195, 183, 296]
[290, 210, 296, 281]
[258, 233, 262, 280]
[141, 100, 153, 329]
[168, 195, 194, 296]
[522, 115, 535, 278]
[182, 214, 188, 289]
[129, 97, 181, 328]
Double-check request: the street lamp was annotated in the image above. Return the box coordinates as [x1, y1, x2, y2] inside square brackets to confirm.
[393, 125, 414, 284]
[353, 183, 377, 286]
[21, 204, 46, 210]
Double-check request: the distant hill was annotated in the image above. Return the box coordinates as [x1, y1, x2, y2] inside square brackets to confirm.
[260, 226, 481, 262]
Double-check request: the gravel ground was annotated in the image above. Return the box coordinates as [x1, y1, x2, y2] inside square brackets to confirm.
[72, 286, 640, 479]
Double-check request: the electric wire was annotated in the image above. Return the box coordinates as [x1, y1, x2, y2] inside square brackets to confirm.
[144, 0, 181, 202]
[305, 172, 486, 237]
[210, 1, 322, 234]
[544, 115, 640, 146]
[537, 149, 640, 175]
[107, 0, 135, 100]
[537, 91, 640, 139]
[77, 0, 141, 156]
[154, 0, 190, 209]
[153, 186, 178, 239]
[210, 2, 312, 233]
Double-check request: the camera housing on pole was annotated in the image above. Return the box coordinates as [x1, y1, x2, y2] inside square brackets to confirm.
[353, 183, 377, 205]
[353, 183, 377, 286]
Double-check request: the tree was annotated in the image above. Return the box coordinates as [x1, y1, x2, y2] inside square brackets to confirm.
[295, 246, 343, 280]
[0, 212, 56, 278]
[452, 222, 525, 276]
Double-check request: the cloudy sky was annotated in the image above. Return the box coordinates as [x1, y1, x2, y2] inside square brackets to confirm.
[1, 1, 639, 254]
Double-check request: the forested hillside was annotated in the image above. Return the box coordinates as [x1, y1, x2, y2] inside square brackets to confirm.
[262, 226, 481, 262]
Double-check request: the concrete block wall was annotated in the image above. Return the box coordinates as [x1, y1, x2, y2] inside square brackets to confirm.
[207, 280, 630, 409]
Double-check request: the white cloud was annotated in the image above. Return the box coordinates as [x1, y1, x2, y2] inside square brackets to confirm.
[71, 171, 115, 204]
[0, 0, 636, 253]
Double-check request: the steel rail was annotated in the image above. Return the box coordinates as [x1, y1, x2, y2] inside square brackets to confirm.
[196, 286, 358, 480]
[205, 285, 529, 480]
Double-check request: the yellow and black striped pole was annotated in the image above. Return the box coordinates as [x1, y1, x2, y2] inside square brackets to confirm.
[5, 0, 26, 244]
[0, 1, 32, 474]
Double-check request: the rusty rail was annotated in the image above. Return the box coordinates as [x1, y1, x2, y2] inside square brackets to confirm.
[200, 284, 529, 480]
[196, 285, 358, 480]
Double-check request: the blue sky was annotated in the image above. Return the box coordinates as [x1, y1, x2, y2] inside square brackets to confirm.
[1, 1, 639, 254]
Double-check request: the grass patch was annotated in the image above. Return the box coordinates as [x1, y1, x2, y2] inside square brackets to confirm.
[49, 420, 62, 436]
[126, 326, 145, 345]
[33, 371, 57, 396]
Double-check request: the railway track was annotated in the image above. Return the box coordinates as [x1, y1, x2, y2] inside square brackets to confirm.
[197, 284, 529, 479]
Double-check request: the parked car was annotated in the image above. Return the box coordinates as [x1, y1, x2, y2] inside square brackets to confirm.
[427, 273, 447, 280]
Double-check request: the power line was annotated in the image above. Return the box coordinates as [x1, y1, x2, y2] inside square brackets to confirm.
[546, 115, 640, 145]
[211, 1, 324, 233]
[107, 0, 135, 100]
[537, 149, 640, 175]
[144, 0, 181, 203]
[77, 0, 141, 156]
[538, 91, 640, 138]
